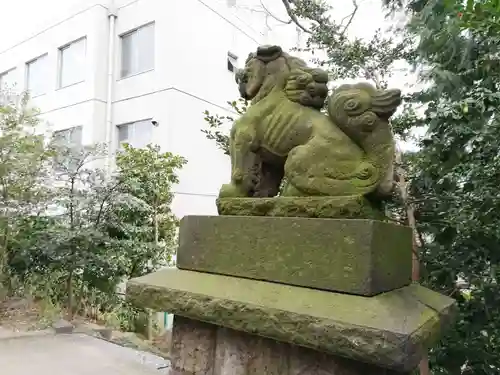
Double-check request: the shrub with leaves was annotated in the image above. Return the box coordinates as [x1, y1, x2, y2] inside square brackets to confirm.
[0, 93, 54, 293]
[383, 0, 500, 373]
[0, 96, 186, 324]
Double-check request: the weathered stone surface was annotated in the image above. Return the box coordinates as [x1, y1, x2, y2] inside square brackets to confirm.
[126, 268, 456, 372]
[170, 317, 216, 375]
[216, 196, 385, 219]
[177, 216, 412, 296]
[214, 325, 289, 374]
[219, 45, 401, 206]
[170, 316, 409, 375]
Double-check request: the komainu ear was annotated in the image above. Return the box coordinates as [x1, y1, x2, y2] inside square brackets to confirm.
[255, 45, 283, 63]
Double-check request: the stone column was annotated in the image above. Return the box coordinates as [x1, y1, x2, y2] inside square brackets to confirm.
[169, 316, 408, 375]
[127, 212, 456, 375]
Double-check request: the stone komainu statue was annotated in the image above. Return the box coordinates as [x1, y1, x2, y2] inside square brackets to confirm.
[220, 45, 401, 203]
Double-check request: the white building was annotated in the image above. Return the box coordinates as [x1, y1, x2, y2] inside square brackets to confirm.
[0, 0, 302, 218]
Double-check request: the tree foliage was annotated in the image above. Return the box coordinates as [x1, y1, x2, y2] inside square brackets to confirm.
[383, 0, 500, 373]
[0, 95, 186, 322]
[113, 143, 187, 271]
[282, 0, 410, 87]
[0, 94, 54, 292]
[202, 99, 248, 156]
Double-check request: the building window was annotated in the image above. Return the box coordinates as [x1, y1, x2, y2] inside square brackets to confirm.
[120, 23, 155, 78]
[0, 68, 17, 90]
[0, 92, 19, 107]
[52, 126, 83, 171]
[117, 119, 153, 149]
[59, 38, 86, 88]
[227, 52, 238, 73]
[54, 126, 83, 147]
[26, 54, 48, 97]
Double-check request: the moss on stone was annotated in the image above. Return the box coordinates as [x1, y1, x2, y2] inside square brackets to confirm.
[177, 216, 412, 296]
[126, 269, 456, 372]
[370, 221, 414, 295]
[216, 196, 385, 219]
[220, 47, 401, 202]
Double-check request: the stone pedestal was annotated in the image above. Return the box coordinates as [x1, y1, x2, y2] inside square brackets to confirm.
[177, 216, 412, 296]
[127, 214, 456, 375]
[169, 316, 407, 375]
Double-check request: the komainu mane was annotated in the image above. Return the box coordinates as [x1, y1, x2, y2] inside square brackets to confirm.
[219, 45, 401, 205]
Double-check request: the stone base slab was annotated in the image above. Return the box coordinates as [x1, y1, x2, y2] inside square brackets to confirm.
[170, 316, 409, 375]
[216, 196, 384, 219]
[177, 216, 412, 296]
[127, 268, 456, 372]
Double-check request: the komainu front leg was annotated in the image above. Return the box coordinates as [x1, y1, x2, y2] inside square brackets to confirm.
[219, 123, 259, 198]
[220, 153, 260, 198]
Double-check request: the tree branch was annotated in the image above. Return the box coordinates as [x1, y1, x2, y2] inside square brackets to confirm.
[395, 147, 420, 282]
[340, 0, 359, 36]
[280, 0, 311, 33]
[284, 0, 360, 38]
[95, 181, 122, 227]
[260, 0, 292, 25]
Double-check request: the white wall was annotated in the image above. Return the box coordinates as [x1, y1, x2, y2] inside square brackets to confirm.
[0, 4, 109, 145]
[110, 0, 284, 218]
[0, 0, 301, 219]
[112, 0, 264, 109]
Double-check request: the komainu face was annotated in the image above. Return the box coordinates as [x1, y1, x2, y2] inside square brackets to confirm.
[235, 45, 330, 109]
[235, 45, 284, 101]
[328, 83, 402, 144]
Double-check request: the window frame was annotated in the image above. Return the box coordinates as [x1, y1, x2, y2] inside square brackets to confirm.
[0, 68, 18, 90]
[25, 53, 49, 97]
[116, 118, 154, 149]
[53, 125, 83, 147]
[227, 51, 238, 73]
[58, 37, 87, 89]
[52, 125, 84, 172]
[119, 22, 155, 79]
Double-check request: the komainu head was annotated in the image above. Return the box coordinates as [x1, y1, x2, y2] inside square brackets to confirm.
[235, 45, 330, 109]
[327, 82, 402, 145]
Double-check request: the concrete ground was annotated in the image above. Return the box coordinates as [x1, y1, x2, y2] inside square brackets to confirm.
[0, 332, 170, 374]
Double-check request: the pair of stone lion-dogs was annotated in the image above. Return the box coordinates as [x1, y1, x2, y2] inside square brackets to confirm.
[219, 45, 402, 204]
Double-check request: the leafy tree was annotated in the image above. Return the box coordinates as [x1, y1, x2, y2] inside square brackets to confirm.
[0, 88, 186, 333]
[111, 143, 187, 273]
[382, 0, 500, 373]
[0, 93, 53, 293]
[23, 143, 124, 317]
[7, 136, 186, 320]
